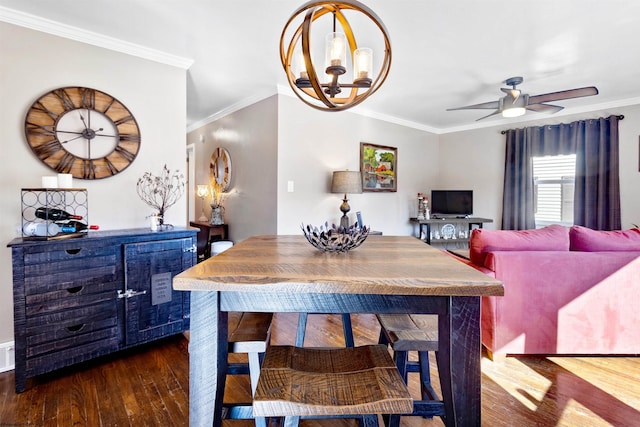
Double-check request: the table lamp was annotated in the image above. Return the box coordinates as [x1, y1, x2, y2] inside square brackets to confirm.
[331, 171, 363, 229]
[196, 185, 209, 222]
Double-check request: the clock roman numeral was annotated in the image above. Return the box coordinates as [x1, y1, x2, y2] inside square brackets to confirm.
[102, 98, 116, 115]
[55, 152, 75, 173]
[52, 89, 76, 111]
[32, 140, 62, 159]
[114, 146, 136, 162]
[26, 122, 56, 137]
[82, 159, 96, 179]
[119, 133, 140, 143]
[105, 157, 119, 176]
[80, 88, 96, 109]
[32, 101, 61, 121]
[113, 115, 135, 126]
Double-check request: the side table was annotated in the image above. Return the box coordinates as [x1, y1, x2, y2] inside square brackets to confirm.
[189, 221, 229, 260]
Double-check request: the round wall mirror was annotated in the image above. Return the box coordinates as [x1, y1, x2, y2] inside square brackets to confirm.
[210, 147, 232, 191]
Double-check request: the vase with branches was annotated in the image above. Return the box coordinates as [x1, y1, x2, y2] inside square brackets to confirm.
[209, 181, 226, 225]
[137, 165, 185, 227]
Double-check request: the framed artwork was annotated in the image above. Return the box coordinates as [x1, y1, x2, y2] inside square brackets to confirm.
[360, 142, 397, 192]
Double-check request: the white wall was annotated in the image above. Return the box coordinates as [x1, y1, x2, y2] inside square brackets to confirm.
[277, 95, 439, 236]
[0, 22, 187, 343]
[187, 96, 278, 243]
[439, 107, 640, 229]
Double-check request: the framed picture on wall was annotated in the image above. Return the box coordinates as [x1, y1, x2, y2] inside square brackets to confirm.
[360, 142, 397, 192]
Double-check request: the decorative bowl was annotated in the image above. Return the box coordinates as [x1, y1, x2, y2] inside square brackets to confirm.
[301, 222, 370, 253]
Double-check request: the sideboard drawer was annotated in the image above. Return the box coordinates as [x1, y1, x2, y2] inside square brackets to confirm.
[26, 323, 119, 359]
[24, 299, 119, 358]
[22, 242, 116, 264]
[24, 259, 117, 296]
[25, 299, 117, 331]
[27, 316, 118, 349]
[25, 280, 119, 316]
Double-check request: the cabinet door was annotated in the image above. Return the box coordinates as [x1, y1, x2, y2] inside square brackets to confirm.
[123, 238, 194, 345]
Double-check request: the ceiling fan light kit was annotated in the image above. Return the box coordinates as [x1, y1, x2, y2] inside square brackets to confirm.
[448, 76, 599, 121]
[280, 0, 392, 111]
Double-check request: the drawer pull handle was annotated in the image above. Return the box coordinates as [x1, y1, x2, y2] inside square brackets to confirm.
[67, 286, 83, 294]
[66, 248, 82, 255]
[66, 324, 85, 333]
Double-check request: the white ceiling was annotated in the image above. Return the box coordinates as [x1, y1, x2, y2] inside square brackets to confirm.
[1, 0, 640, 134]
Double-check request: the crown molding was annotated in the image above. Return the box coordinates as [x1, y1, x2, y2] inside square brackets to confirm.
[190, 83, 640, 134]
[0, 6, 193, 69]
[187, 89, 278, 132]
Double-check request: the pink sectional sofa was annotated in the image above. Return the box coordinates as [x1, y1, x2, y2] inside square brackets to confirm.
[465, 224, 640, 359]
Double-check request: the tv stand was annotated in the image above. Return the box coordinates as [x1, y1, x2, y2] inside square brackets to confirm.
[409, 217, 493, 248]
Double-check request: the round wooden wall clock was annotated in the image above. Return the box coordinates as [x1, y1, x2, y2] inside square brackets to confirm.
[24, 86, 141, 180]
[210, 147, 232, 191]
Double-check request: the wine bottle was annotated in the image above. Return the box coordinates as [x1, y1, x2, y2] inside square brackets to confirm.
[23, 222, 60, 237]
[35, 207, 82, 221]
[59, 220, 99, 233]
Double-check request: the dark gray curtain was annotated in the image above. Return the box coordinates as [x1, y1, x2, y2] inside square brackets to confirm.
[502, 115, 621, 230]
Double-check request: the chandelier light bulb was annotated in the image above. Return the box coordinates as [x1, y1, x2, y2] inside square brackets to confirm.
[295, 50, 309, 80]
[354, 47, 372, 82]
[326, 32, 347, 68]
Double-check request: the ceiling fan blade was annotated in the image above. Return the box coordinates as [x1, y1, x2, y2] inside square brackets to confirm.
[528, 86, 598, 105]
[526, 103, 564, 114]
[475, 110, 501, 121]
[447, 100, 500, 111]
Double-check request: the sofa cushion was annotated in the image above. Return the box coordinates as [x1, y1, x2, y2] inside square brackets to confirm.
[469, 224, 569, 267]
[570, 225, 640, 251]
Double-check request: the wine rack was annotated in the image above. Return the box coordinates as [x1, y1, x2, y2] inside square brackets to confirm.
[21, 188, 88, 240]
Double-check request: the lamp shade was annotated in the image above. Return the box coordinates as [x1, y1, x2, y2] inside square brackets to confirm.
[331, 171, 363, 194]
[196, 184, 209, 198]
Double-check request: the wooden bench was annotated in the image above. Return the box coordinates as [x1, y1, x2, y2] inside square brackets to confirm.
[377, 313, 443, 425]
[253, 344, 413, 426]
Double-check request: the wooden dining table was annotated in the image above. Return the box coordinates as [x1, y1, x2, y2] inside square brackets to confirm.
[173, 235, 503, 427]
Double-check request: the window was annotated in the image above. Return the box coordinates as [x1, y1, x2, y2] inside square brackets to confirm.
[533, 154, 576, 228]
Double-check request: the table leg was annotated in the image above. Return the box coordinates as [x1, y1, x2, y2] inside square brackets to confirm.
[436, 296, 481, 427]
[189, 291, 229, 427]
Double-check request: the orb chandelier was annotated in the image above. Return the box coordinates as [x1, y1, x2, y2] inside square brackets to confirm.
[280, 0, 392, 111]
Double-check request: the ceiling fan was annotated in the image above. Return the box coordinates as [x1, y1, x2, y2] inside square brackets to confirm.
[447, 77, 599, 121]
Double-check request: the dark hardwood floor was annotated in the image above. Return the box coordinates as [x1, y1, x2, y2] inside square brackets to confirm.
[1, 313, 639, 426]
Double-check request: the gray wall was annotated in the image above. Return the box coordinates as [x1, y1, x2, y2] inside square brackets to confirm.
[186, 96, 279, 243]
[277, 95, 440, 236]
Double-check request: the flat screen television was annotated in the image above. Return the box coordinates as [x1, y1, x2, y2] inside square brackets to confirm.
[430, 190, 473, 217]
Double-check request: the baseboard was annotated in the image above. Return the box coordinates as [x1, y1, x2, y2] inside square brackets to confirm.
[0, 341, 15, 373]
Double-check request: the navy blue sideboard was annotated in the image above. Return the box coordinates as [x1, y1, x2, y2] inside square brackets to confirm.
[7, 227, 197, 392]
